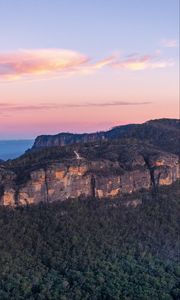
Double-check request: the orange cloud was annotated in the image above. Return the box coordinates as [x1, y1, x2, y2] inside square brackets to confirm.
[0, 49, 89, 80]
[112, 54, 174, 71]
[0, 49, 174, 81]
[0, 49, 117, 80]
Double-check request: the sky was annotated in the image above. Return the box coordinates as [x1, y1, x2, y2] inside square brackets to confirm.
[0, 0, 179, 139]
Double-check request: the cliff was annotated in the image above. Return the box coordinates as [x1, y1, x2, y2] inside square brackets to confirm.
[0, 118, 179, 206]
[0, 139, 179, 206]
[32, 118, 180, 155]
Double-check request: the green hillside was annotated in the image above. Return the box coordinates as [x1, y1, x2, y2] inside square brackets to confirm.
[0, 182, 179, 300]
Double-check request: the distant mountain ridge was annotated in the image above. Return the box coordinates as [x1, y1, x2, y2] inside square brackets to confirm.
[32, 118, 180, 155]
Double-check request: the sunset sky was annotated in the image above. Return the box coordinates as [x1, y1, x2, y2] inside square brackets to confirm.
[0, 0, 179, 139]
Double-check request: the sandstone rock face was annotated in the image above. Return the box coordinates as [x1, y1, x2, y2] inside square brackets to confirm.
[0, 151, 179, 206]
[1, 189, 16, 206]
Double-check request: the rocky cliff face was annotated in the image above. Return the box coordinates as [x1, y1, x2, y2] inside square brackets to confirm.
[33, 132, 106, 149]
[32, 119, 180, 155]
[0, 150, 179, 206]
[1, 118, 179, 207]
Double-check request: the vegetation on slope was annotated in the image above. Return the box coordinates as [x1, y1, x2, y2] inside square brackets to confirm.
[2, 137, 167, 187]
[0, 182, 179, 300]
[4, 138, 165, 171]
[32, 118, 180, 155]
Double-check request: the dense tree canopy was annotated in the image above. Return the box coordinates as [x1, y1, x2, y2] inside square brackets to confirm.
[0, 182, 179, 299]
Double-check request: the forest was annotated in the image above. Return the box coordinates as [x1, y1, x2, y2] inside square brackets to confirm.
[0, 182, 179, 300]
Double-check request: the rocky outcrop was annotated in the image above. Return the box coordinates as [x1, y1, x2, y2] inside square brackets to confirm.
[32, 119, 180, 155]
[1, 118, 179, 207]
[0, 151, 179, 207]
[33, 132, 106, 149]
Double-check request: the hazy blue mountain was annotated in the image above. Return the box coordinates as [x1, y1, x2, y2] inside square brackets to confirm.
[0, 140, 34, 160]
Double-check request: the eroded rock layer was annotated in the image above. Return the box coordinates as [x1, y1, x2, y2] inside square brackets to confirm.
[0, 150, 179, 206]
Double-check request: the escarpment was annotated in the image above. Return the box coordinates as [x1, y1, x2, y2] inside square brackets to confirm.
[0, 118, 179, 206]
[0, 146, 179, 206]
[32, 118, 180, 155]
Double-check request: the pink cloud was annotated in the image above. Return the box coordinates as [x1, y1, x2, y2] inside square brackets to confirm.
[0, 49, 117, 80]
[0, 49, 174, 81]
[161, 39, 178, 48]
[0, 102, 58, 114]
[0, 101, 151, 116]
[0, 49, 89, 80]
[112, 54, 174, 71]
